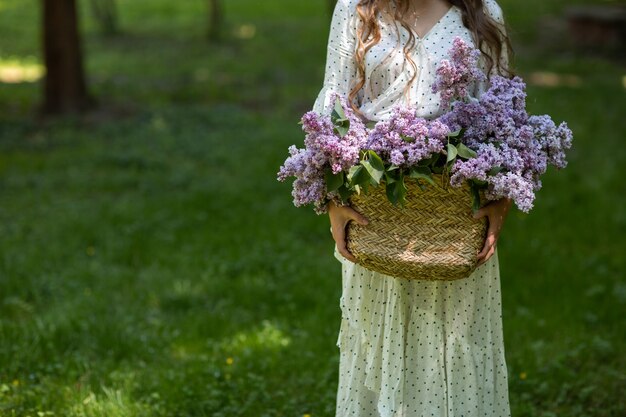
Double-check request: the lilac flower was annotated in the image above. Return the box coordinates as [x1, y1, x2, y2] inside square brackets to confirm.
[432, 37, 486, 109]
[498, 143, 525, 172]
[450, 143, 502, 187]
[485, 172, 536, 213]
[366, 105, 447, 168]
[442, 72, 573, 212]
[278, 39, 573, 215]
[277, 92, 368, 214]
[528, 115, 573, 169]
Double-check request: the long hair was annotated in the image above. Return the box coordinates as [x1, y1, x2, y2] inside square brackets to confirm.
[348, 0, 514, 117]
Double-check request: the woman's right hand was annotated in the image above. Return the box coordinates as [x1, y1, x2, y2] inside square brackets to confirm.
[328, 201, 369, 263]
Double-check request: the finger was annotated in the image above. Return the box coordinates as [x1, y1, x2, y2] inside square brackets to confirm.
[337, 241, 357, 263]
[479, 245, 496, 265]
[332, 221, 358, 263]
[477, 245, 491, 265]
[476, 248, 487, 265]
[477, 233, 496, 258]
[345, 206, 369, 225]
[477, 212, 497, 254]
[485, 245, 496, 262]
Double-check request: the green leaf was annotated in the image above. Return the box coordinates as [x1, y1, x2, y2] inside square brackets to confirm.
[366, 150, 385, 171]
[331, 98, 350, 137]
[337, 184, 352, 202]
[361, 151, 385, 184]
[333, 124, 349, 138]
[446, 143, 458, 163]
[417, 154, 436, 167]
[325, 168, 344, 192]
[447, 128, 462, 138]
[409, 166, 436, 186]
[386, 176, 407, 207]
[488, 166, 504, 176]
[362, 160, 383, 184]
[331, 98, 347, 123]
[401, 134, 415, 143]
[412, 166, 431, 175]
[385, 182, 397, 205]
[456, 143, 477, 159]
[347, 165, 360, 180]
[384, 170, 397, 184]
[348, 165, 371, 186]
[470, 181, 482, 213]
[386, 164, 400, 171]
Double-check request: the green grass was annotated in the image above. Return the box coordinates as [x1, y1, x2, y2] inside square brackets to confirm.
[0, 0, 625, 416]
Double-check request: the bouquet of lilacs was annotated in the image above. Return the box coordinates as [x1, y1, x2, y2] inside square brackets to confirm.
[277, 36, 573, 215]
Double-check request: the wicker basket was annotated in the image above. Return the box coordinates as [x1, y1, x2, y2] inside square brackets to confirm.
[345, 174, 488, 281]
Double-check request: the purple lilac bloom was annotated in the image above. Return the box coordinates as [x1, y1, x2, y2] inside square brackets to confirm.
[441, 70, 573, 212]
[485, 172, 536, 213]
[498, 143, 525, 172]
[432, 36, 486, 110]
[528, 115, 573, 169]
[277, 92, 368, 214]
[279, 39, 573, 215]
[366, 105, 448, 168]
[450, 143, 502, 187]
[447, 75, 529, 146]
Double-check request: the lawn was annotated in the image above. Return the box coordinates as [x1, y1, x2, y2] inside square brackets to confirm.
[0, 0, 624, 416]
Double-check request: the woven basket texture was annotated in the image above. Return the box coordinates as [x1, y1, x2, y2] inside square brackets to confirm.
[346, 174, 488, 281]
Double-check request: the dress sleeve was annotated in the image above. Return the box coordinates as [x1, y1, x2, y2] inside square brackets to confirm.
[474, 0, 510, 96]
[312, 0, 360, 116]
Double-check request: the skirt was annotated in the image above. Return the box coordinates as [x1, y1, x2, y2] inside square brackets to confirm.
[332, 241, 512, 417]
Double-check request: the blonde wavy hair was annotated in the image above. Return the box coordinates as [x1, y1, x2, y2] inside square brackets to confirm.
[348, 0, 514, 118]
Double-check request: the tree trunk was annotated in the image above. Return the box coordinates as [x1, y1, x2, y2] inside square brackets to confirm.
[208, 0, 223, 41]
[42, 0, 93, 115]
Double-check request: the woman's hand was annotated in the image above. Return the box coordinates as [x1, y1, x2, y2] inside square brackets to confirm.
[328, 201, 369, 263]
[473, 197, 513, 266]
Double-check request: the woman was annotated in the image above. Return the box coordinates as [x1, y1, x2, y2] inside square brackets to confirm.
[313, 0, 514, 416]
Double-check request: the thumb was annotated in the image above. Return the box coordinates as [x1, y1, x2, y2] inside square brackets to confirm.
[346, 207, 369, 225]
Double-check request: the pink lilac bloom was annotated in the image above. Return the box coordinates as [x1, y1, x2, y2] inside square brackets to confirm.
[431, 36, 486, 110]
[277, 92, 368, 214]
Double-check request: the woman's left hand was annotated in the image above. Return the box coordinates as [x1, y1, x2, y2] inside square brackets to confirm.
[473, 197, 513, 266]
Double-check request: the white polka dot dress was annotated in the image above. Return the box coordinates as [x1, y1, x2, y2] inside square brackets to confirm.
[312, 1, 512, 416]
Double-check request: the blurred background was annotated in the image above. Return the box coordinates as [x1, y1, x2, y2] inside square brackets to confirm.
[0, 0, 624, 415]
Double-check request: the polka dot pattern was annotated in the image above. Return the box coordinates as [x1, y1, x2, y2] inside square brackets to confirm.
[312, 0, 509, 121]
[316, 1, 513, 416]
[332, 242, 511, 417]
